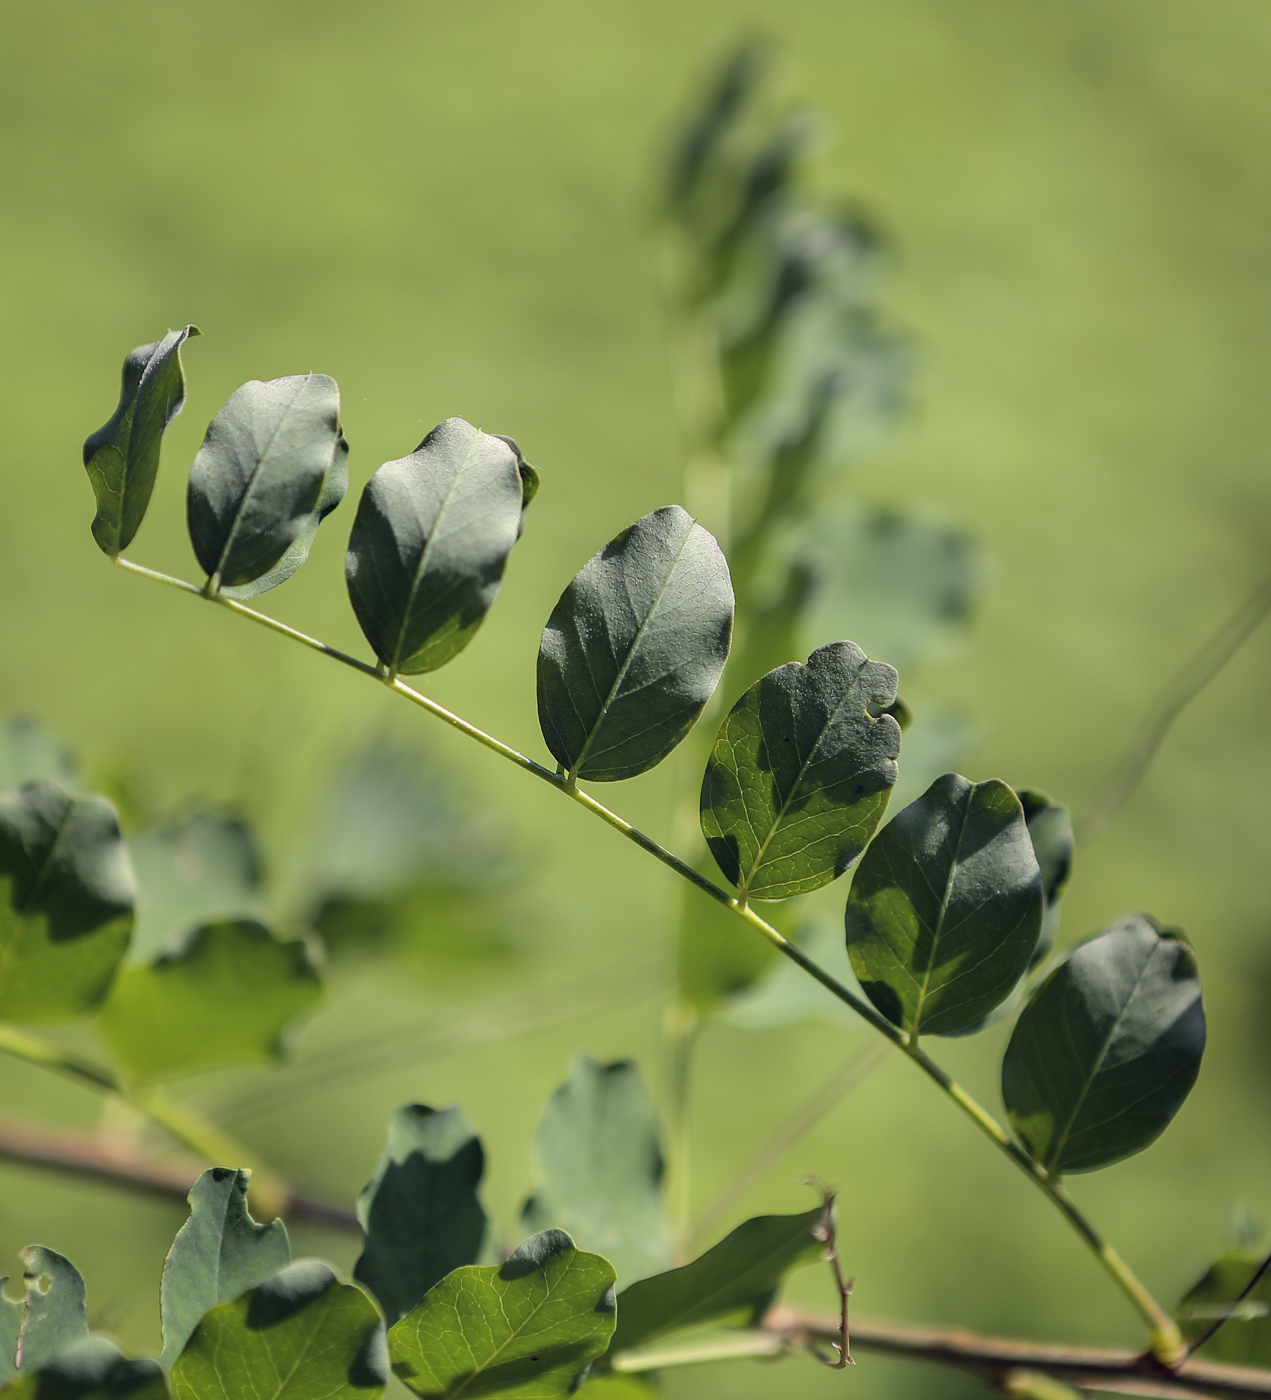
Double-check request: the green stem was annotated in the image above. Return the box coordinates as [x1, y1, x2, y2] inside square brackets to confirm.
[112, 555, 1183, 1359]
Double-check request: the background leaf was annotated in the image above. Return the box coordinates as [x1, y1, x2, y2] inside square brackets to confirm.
[388, 1230, 615, 1400]
[1002, 913, 1206, 1174]
[1015, 787, 1074, 968]
[521, 1058, 671, 1287]
[96, 919, 322, 1080]
[0, 783, 133, 1023]
[187, 374, 344, 589]
[1177, 1250, 1271, 1366]
[609, 1203, 829, 1355]
[345, 419, 525, 675]
[845, 773, 1042, 1036]
[161, 1168, 291, 1369]
[354, 1105, 487, 1328]
[82, 326, 197, 556]
[0, 719, 79, 796]
[0, 1338, 166, 1400]
[171, 1259, 386, 1400]
[701, 641, 900, 899]
[537, 505, 734, 781]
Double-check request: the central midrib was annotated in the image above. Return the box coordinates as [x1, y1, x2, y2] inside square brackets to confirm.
[909, 786, 974, 1033]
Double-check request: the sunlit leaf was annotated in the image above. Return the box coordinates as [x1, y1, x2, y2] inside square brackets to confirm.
[1, 1339, 165, 1400]
[354, 1105, 487, 1328]
[0, 783, 133, 1023]
[538, 506, 733, 781]
[1177, 1250, 1271, 1366]
[83, 327, 198, 555]
[388, 1230, 615, 1400]
[1002, 914, 1206, 1175]
[0, 719, 79, 795]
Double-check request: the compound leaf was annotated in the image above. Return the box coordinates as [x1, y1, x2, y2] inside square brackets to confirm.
[1015, 787, 1074, 968]
[1, 1339, 166, 1400]
[354, 1105, 487, 1328]
[522, 1059, 670, 1288]
[388, 1231, 615, 1400]
[610, 1203, 829, 1355]
[345, 419, 525, 675]
[96, 919, 322, 1081]
[1002, 914, 1206, 1175]
[700, 641, 900, 900]
[0, 783, 133, 1023]
[538, 506, 733, 782]
[1177, 1251, 1271, 1366]
[171, 1259, 386, 1400]
[845, 773, 1042, 1037]
[83, 326, 198, 556]
[188, 374, 345, 590]
[161, 1168, 291, 1369]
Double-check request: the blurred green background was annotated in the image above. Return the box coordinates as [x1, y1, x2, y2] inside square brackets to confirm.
[2, 2, 1270, 1397]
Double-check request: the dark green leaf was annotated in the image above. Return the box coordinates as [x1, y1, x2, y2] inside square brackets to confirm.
[701, 642, 901, 900]
[1002, 914, 1206, 1175]
[845, 773, 1042, 1037]
[490, 434, 539, 529]
[161, 1168, 291, 1368]
[345, 419, 525, 675]
[354, 1105, 487, 1328]
[538, 506, 734, 782]
[1, 1339, 166, 1400]
[171, 1259, 386, 1400]
[82, 326, 198, 556]
[522, 1058, 670, 1287]
[96, 919, 322, 1080]
[389, 1230, 615, 1400]
[0, 783, 133, 1023]
[0, 719, 79, 795]
[1015, 788, 1074, 967]
[188, 374, 345, 590]
[1177, 1251, 1271, 1366]
[610, 1203, 829, 1355]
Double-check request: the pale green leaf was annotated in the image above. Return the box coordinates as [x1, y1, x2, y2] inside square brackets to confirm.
[0, 1247, 89, 1385]
[0, 719, 79, 795]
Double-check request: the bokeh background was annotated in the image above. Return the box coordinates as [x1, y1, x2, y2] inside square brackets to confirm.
[2, 2, 1270, 1397]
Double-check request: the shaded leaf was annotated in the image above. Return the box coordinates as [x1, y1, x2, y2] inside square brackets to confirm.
[389, 1230, 615, 1400]
[345, 419, 525, 675]
[188, 374, 345, 589]
[610, 1204, 829, 1355]
[171, 1259, 386, 1400]
[82, 327, 198, 556]
[0, 1339, 166, 1400]
[1015, 787, 1074, 968]
[96, 919, 322, 1081]
[522, 1059, 670, 1287]
[1177, 1251, 1271, 1366]
[354, 1105, 487, 1328]
[161, 1168, 291, 1369]
[0, 1248, 90, 1385]
[0, 720, 79, 796]
[0, 783, 133, 1023]
[538, 506, 733, 781]
[1002, 914, 1206, 1175]
[845, 773, 1042, 1037]
[701, 641, 900, 900]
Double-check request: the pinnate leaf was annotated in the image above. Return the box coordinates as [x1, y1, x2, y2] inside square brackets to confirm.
[538, 506, 733, 781]
[1002, 914, 1205, 1175]
[0, 783, 133, 1023]
[701, 641, 900, 900]
[1, 1339, 166, 1400]
[161, 1168, 291, 1368]
[354, 1105, 487, 1328]
[345, 419, 525, 675]
[82, 327, 198, 555]
[1177, 1250, 1271, 1366]
[388, 1231, 615, 1400]
[188, 374, 345, 590]
[845, 773, 1042, 1036]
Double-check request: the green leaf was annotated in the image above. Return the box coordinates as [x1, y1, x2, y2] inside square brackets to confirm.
[522, 1058, 670, 1287]
[345, 419, 525, 675]
[1002, 914, 1206, 1175]
[845, 773, 1042, 1037]
[0, 719, 79, 795]
[0, 783, 133, 1023]
[128, 811, 263, 964]
[161, 1168, 291, 1369]
[1177, 1250, 1271, 1365]
[171, 1259, 386, 1400]
[538, 506, 734, 781]
[700, 642, 901, 900]
[188, 374, 346, 590]
[0, 1339, 166, 1400]
[388, 1230, 615, 1400]
[1015, 787, 1074, 968]
[0, 1248, 90, 1385]
[82, 326, 198, 556]
[354, 1105, 487, 1328]
[96, 919, 322, 1080]
[610, 1203, 829, 1355]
